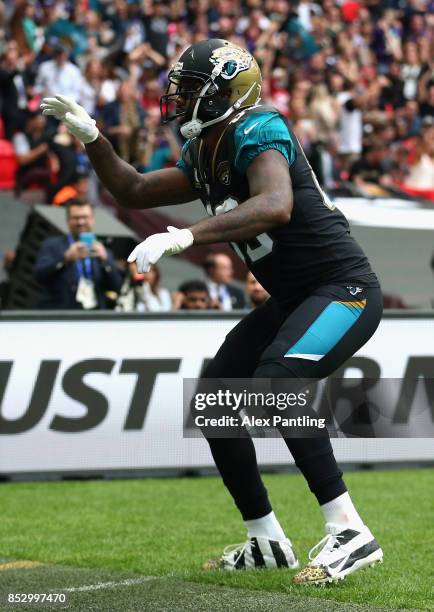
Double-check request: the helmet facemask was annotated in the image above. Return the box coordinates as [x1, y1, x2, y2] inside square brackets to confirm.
[160, 74, 229, 126]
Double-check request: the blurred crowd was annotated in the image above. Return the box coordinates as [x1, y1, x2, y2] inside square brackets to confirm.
[0, 0, 433, 203]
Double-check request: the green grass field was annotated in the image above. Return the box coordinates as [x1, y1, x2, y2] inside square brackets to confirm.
[0, 469, 433, 611]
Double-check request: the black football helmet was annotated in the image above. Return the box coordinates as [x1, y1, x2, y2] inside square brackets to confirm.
[160, 39, 262, 138]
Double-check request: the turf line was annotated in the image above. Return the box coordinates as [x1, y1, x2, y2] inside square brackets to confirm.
[60, 576, 158, 592]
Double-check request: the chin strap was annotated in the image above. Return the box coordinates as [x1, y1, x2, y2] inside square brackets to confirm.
[180, 80, 258, 138]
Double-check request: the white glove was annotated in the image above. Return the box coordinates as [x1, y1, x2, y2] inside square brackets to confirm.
[128, 226, 194, 273]
[40, 95, 99, 144]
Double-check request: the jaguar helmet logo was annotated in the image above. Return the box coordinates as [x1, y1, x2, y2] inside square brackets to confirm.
[209, 46, 253, 80]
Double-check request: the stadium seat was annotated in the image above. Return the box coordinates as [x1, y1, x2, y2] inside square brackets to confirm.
[397, 183, 434, 203]
[0, 139, 17, 190]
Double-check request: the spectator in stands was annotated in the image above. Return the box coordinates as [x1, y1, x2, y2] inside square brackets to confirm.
[400, 121, 434, 197]
[336, 75, 386, 168]
[379, 61, 405, 111]
[13, 110, 52, 195]
[52, 170, 90, 207]
[245, 272, 269, 309]
[35, 41, 84, 101]
[98, 80, 145, 163]
[349, 144, 389, 191]
[307, 84, 340, 144]
[137, 107, 180, 173]
[80, 59, 105, 116]
[116, 262, 171, 312]
[99, 62, 120, 107]
[13, 110, 76, 201]
[141, 78, 163, 112]
[401, 99, 423, 137]
[0, 40, 31, 139]
[203, 253, 246, 311]
[33, 197, 122, 309]
[128, 42, 166, 81]
[419, 80, 434, 120]
[9, 1, 38, 59]
[173, 280, 215, 311]
[400, 42, 424, 102]
[143, 1, 170, 57]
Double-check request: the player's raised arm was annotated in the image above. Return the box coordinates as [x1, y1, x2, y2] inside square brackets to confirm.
[85, 136, 195, 209]
[189, 149, 293, 244]
[40, 95, 196, 209]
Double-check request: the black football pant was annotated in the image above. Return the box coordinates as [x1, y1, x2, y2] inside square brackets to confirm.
[202, 285, 383, 520]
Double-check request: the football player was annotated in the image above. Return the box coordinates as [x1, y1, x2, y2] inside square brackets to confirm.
[41, 39, 383, 584]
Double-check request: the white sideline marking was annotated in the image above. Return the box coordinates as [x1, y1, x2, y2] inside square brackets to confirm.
[62, 576, 157, 592]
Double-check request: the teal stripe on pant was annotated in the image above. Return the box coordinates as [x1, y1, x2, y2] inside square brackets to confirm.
[284, 301, 365, 359]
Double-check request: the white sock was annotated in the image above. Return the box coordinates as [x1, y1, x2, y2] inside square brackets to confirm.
[320, 492, 364, 529]
[244, 511, 287, 541]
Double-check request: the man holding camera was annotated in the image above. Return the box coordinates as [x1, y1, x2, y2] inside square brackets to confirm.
[34, 197, 122, 309]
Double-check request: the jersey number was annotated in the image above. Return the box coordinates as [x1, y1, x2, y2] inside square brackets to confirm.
[212, 197, 274, 265]
[231, 233, 273, 265]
